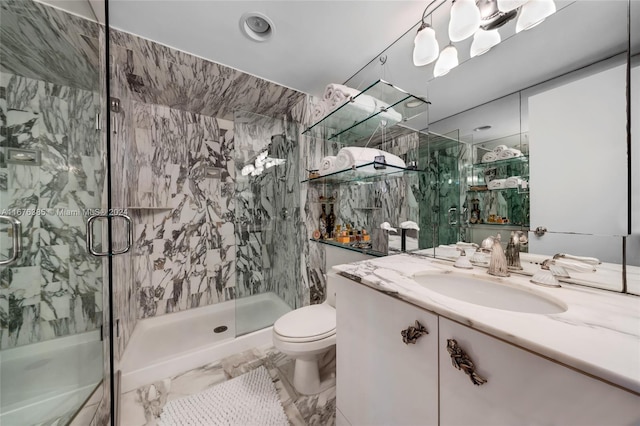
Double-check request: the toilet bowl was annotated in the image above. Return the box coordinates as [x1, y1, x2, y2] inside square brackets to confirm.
[273, 246, 374, 395]
[272, 303, 336, 395]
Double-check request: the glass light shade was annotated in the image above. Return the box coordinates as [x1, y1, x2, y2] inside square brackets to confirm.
[470, 29, 501, 57]
[448, 0, 481, 42]
[413, 25, 440, 66]
[434, 45, 459, 77]
[497, 0, 529, 13]
[516, 0, 556, 33]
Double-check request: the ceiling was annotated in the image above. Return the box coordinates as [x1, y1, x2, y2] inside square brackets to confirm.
[40, 0, 639, 142]
[106, 0, 428, 98]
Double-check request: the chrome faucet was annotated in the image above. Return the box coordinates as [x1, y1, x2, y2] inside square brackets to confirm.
[505, 230, 528, 270]
[481, 234, 510, 277]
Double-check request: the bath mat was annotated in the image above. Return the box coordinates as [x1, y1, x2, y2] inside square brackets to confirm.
[158, 366, 289, 426]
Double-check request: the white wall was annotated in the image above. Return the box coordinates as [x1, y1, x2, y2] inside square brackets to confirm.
[528, 63, 637, 263]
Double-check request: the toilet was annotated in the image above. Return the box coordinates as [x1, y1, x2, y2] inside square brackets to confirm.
[273, 246, 373, 395]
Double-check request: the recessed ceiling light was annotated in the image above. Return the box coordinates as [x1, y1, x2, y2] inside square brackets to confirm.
[240, 12, 275, 42]
[474, 125, 492, 132]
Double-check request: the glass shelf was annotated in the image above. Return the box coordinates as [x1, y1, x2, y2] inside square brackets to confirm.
[469, 222, 530, 227]
[302, 79, 429, 145]
[472, 155, 529, 169]
[467, 188, 529, 194]
[301, 161, 422, 184]
[310, 238, 386, 257]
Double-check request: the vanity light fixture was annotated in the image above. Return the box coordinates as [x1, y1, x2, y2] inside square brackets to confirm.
[412, 0, 554, 76]
[516, 0, 557, 33]
[496, 0, 528, 13]
[470, 29, 501, 57]
[449, 0, 481, 42]
[239, 12, 275, 42]
[412, 0, 444, 66]
[434, 44, 459, 77]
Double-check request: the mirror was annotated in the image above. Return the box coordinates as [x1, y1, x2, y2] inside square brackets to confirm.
[344, 0, 639, 293]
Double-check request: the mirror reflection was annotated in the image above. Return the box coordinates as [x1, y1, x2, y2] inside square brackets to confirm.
[344, 0, 639, 293]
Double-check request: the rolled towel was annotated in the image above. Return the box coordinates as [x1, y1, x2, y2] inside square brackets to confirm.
[334, 147, 381, 170]
[335, 147, 406, 173]
[482, 152, 498, 163]
[493, 144, 508, 153]
[323, 84, 362, 110]
[323, 83, 360, 102]
[488, 178, 506, 190]
[498, 148, 522, 159]
[505, 176, 523, 188]
[318, 156, 337, 176]
[311, 99, 328, 122]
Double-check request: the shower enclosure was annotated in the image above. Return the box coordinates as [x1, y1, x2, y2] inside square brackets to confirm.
[416, 131, 462, 249]
[0, 1, 109, 424]
[234, 110, 300, 336]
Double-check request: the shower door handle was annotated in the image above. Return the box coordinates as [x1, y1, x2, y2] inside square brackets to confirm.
[86, 213, 133, 257]
[111, 214, 133, 255]
[86, 214, 110, 256]
[448, 207, 458, 226]
[0, 215, 22, 266]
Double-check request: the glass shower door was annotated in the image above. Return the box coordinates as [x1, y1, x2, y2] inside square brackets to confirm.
[417, 130, 462, 250]
[0, 1, 108, 424]
[233, 110, 297, 336]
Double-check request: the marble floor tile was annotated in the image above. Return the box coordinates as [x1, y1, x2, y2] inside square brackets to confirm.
[119, 345, 333, 426]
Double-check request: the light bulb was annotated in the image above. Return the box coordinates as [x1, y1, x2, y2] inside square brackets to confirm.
[449, 0, 481, 42]
[413, 24, 440, 66]
[434, 45, 459, 77]
[516, 0, 556, 33]
[470, 29, 501, 57]
[497, 0, 528, 13]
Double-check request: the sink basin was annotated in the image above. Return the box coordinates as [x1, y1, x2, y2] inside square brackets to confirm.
[412, 273, 567, 314]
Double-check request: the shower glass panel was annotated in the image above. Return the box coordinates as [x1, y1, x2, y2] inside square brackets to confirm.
[233, 111, 297, 336]
[0, 1, 107, 424]
[417, 130, 462, 250]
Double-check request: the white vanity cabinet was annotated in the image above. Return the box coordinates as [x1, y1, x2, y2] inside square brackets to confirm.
[337, 275, 640, 426]
[439, 317, 640, 426]
[335, 274, 439, 426]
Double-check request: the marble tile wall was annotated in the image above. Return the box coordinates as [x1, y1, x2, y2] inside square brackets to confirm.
[108, 29, 304, 121]
[128, 102, 236, 319]
[108, 28, 309, 334]
[0, 0, 100, 92]
[0, 71, 104, 349]
[234, 111, 303, 309]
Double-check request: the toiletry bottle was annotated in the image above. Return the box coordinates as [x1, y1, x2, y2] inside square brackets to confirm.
[319, 205, 327, 239]
[328, 204, 336, 238]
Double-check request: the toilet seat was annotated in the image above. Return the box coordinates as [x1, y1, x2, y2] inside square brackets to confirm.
[273, 304, 335, 343]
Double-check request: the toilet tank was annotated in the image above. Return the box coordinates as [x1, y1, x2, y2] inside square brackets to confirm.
[325, 245, 375, 308]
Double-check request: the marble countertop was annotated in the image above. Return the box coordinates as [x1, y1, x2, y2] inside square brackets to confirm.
[333, 252, 640, 395]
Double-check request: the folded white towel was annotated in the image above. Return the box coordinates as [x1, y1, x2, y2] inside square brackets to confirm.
[335, 147, 406, 173]
[488, 179, 506, 190]
[324, 84, 362, 110]
[482, 152, 498, 163]
[498, 148, 522, 159]
[493, 145, 508, 153]
[505, 176, 523, 188]
[311, 100, 328, 122]
[323, 84, 360, 102]
[319, 156, 337, 176]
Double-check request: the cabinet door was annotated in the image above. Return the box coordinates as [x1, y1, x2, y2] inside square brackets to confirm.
[336, 274, 439, 426]
[439, 317, 640, 426]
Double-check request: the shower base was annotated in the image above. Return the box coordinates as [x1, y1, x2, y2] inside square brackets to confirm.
[120, 292, 291, 392]
[0, 330, 102, 426]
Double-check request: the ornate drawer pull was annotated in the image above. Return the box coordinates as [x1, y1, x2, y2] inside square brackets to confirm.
[401, 320, 429, 344]
[446, 339, 487, 386]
